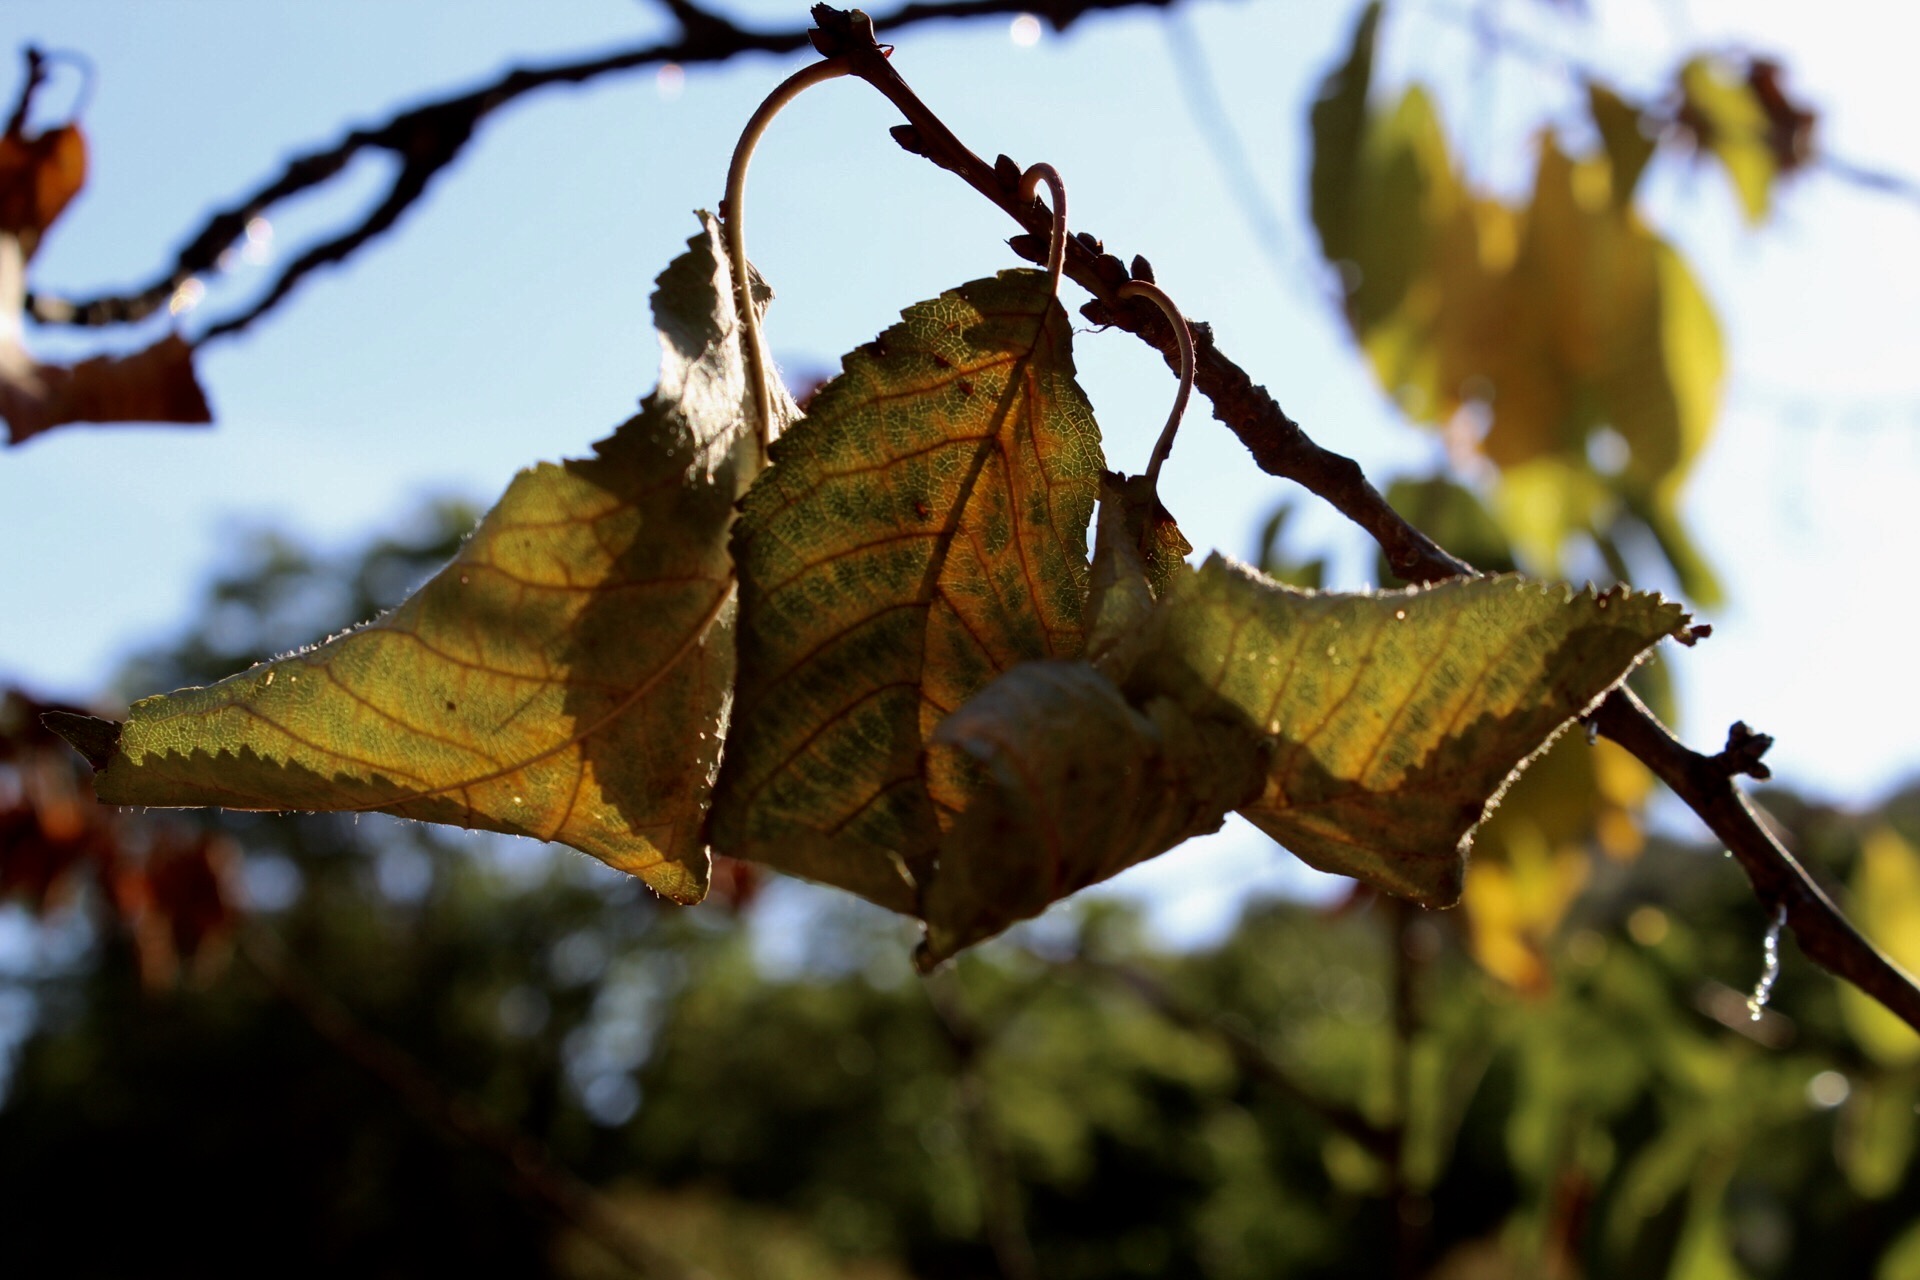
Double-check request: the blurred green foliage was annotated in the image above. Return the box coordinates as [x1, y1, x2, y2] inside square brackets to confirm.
[3, 506, 1920, 1278]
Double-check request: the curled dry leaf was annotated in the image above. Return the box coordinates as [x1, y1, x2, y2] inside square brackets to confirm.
[919, 661, 1265, 967]
[49, 215, 793, 904]
[709, 267, 1102, 912]
[918, 480, 1242, 964]
[0, 105, 211, 445]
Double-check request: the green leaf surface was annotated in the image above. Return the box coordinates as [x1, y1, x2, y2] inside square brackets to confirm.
[918, 661, 1266, 967]
[708, 268, 1103, 912]
[68, 214, 792, 903]
[1309, 0, 1383, 271]
[1133, 556, 1689, 906]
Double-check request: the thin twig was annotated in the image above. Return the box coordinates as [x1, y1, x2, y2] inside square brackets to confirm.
[238, 928, 696, 1280]
[803, 5, 1920, 1033]
[21, 0, 1190, 340]
[1590, 688, 1920, 1030]
[813, 6, 1473, 586]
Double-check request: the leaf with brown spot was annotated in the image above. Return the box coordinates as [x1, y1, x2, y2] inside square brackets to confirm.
[707, 268, 1103, 912]
[51, 215, 793, 904]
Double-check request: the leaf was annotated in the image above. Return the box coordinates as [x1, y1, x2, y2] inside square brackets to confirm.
[1131, 556, 1689, 906]
[55, 214, 790, 904]
[1, 233, 211, 446]
[0, 118, 86, 259]
[1588, 83, 1656, 208]
[1084, 470, 1189, 679]
[1841, 827, 1920, 1065]
[1378, 475, 1517, 583]
[708, 268, 1102, 912]
[1, 331, 213, 447]
[1678, 55, 1776, 225]
[917, 661, 1266, 967]
[1309, 1, 1383, 272]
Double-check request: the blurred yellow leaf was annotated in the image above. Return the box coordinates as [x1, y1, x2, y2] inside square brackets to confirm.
[1679, 55, 1776, 225]
[1841, 827, 1920, 1065]
[1589, 82, 1656, 208]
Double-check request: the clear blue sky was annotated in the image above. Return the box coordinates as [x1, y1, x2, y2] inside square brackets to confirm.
[5, 0, 1919, 933]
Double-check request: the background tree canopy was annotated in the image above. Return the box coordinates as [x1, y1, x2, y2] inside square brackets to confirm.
[3, 1, 1920, 1276]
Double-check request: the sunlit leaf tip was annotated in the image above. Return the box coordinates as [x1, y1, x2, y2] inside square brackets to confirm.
[73, 212, 794, 905]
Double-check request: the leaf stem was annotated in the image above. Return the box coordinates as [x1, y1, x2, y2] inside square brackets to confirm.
[1115, 279, 1193, 490]
[722, 55, 852, 456]
[1015, 163, 1067, 299]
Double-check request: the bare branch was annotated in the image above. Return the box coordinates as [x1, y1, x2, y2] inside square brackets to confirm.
[806, 5, 1920, 1032]
[1590, 689, 1920, 1031]
[23, 0, 1189, 341]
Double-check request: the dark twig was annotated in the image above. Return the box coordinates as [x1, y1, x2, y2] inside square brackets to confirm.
[804, 5, 1920, 1032]
[815, 6, 1473, 586]
[1590, 689, 1920, 1032]
[238, 928, 695, 1280]
[22, 0, 1189, 341]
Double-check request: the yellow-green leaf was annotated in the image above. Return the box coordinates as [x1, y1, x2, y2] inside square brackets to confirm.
[918, 661, 1266, 967]
[1841, 827, 1920, 1065]
[708, 269, 1103, 912]
[1680, 55, 1776, 225]
[1133, 556, 1689, 906]
[61, 214, 791, 904]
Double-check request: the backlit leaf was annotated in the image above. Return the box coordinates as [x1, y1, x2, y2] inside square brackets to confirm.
[709, 268, 1102, 912]
[1132, 556, 1688, 906]
[1679, 55, 1776, 225]
[55, 214, 791, 904]
[918, 661, 1266, 967]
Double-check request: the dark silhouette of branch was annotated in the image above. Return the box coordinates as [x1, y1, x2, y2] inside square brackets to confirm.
[1590, 689, 1920, 1031]
[238, 927, 695, 1280]
[804, 5, 1920, 1033]
[23, 0, 1187, 342]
